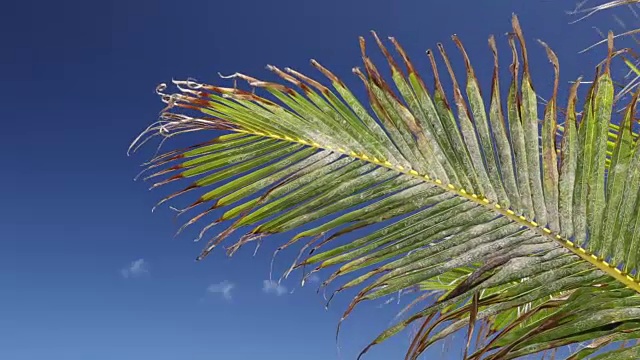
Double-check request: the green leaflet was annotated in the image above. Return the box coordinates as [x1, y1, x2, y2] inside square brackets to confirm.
[573, 74, 598, 246]
[422, 50, 484, 194]
[602, 91, 638, 261]
[198, 147, 319, 203]
[426, 49, 482, 194]
[214, 150, 336, 208]
[559, 80, 580, 238]
[487, 36, 520, 210]
[586, 64, 615, 254]
[201, 92, 303, 139]
[372, 34, 460, 186]
[359, 54, 433, 175]
[481, 250, 573, 289]
[515, 305, 640, 349]
[261, 85, 366, 155]
[395, 44, 473, 189]
[255, 166, 397, 233]
[152, 133, 256, 164]
[622, 182, 640, 275]
[313, 61, 408, 167]
[176, 150, 335, 237]
[496, 288, 639, 348]
[193, 143, 301, 187]
[539, 41, 560, 232]
[335, 204, 492, 290]
[140, 133, 261, 180]
[359, 72, 425, 171]
[178, 138, 277, 171]
[514, 19, 547, 226]
[236, 161, 374, 228]
[150, 138, 279, 182]
[378, 218, 519, 279]
[438, 44, 496, 201]
[363, 227, 533, 300]
[611, 141, 640, 269]
[306, 187, 452, 267]
[454, 36, 509, 207]
[419, 267, 473, 292]
[217, 155, 353, 222]
[507, 35, 534, 218]
[286, 176, 418, 242]
[503, 323, 640, 360]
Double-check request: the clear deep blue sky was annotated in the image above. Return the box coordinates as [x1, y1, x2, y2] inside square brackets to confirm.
[1, 1, 627, 359]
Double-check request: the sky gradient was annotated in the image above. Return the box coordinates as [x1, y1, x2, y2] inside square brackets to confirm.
[1, 1, 631, 359]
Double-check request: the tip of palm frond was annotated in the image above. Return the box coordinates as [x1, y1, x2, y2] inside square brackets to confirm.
[452, 34, 476, 79]
[148, 174, 186, 190]
[284, 65, 328, 94]
[227, 231, 267, 256]
[357, 340, 378, 360]
[425, 49, 451, 109]
[437, 42, 471, 119]
[196, 222, 242, 260]
[174, 206, 216, 237]
[370, 30, 404, 76]
[351, 66, 365, 79]
[507, 33, 519, 74]
[435, 43, 457, 87]
[266, 64, 304, 89]
[537, 39, 559, 67]
[538, 39, 560, 101]
[247, 79, 294, 95]
[388, 36, 418, 77]
[606, 30, 615, 75]
[217, 71, 260, 84]
[192, 220, 221, 243]
[309, 59, 342, 86]
[129, 84, 241, 159]
[511, 15, 529, 72]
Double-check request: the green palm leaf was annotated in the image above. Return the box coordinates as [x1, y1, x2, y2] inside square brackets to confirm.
[132, 14, 640, 359]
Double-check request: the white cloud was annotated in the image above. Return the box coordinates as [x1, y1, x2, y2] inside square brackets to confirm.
[262, 280, 288, 296]
[207, 281, 235, 301]
[121, 258, 149, 278]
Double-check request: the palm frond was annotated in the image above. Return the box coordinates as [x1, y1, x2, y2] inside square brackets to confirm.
[132, 14, 640, 359]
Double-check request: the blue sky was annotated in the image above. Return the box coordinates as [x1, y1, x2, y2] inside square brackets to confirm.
[1, 1, 632, 359]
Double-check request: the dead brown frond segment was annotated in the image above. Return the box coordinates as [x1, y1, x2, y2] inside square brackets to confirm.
[452, 34, 477, 81]
[388, 37, 419, 78]
[463, 292, 480, 360]
[512, 15, 532, 83]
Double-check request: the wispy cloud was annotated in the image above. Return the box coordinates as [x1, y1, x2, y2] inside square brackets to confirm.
[121, 258, 149, 278]
[262, 280, 288, 296]
[207, 281, 235, 301]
